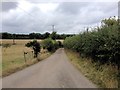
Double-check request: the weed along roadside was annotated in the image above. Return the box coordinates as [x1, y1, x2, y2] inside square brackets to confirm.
[65, 49, 118, 88]
[2, 38, 63, 77]
[63, 18, 119, 88]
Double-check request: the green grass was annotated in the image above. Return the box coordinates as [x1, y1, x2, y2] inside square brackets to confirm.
[1, 39, 51, 77]
[65, 49, 118, 88]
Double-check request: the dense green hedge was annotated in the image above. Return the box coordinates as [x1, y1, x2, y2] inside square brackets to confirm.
[64, 17, 120, 64]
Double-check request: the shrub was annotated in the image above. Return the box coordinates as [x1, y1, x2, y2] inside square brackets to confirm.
[42, 38, 54, 52]
[53, 40, 59, 50]
[25, 40, 41, 58]
[64, 17, 119, 65]
[42, 38, 60, 52]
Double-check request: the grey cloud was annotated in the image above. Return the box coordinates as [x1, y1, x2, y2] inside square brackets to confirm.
[56, 2, 89, 15]
[2, 2, 118, 34]
[2, 2, 18, 12]
[100, 2, 117, 13]
[118, 2, 120, 18]
[55, 2, 116, 26]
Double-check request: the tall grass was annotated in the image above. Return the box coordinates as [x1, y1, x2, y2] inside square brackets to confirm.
[1, 39, 51, 77]
[63, 17, 119, 88]
[65, 49, 118, 88]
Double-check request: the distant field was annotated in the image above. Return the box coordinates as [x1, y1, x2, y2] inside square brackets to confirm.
[1, 39, 42, 45]
[1, 39, 63, 44]
[1, 39, 52, 77]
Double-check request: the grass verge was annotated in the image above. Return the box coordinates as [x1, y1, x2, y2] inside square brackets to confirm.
[65, 49, 118, 88]
[2, 44, 52, 77]
[2, 52, 51, 77]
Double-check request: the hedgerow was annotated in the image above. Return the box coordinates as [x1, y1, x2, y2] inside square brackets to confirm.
[64, 17, 120, 64]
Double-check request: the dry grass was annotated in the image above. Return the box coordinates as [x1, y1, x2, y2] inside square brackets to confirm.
[1, 39, 51, 77]
[1, 39, 42, 45]
[0, 47, 2, 77]
[65, 49, 118, 88]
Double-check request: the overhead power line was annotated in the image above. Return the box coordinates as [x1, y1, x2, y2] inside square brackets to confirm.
[11, 3, 42, 23]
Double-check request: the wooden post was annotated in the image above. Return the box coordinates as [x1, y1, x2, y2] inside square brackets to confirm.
[13, 34, 15, 45]
[32, 51, 34, 58]
[24, 52, 26, 63]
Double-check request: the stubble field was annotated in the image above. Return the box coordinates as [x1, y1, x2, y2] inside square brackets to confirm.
[1, 39, 51, 77]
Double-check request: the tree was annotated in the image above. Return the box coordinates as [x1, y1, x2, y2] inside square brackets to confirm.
[29, 33, 36, 39]
[102, 17, 118, 27]
[42, 38, 60, 52]
[50, 31, 57, 40]
[29, 33, 42, 39]
[2, 32, 12, 39]
[42, 38, 54, 52]
[43, 32, 50, 39]
[33, 41, 41, 58]
[60, 34, 67, 39]
[25, 40, 41, 58]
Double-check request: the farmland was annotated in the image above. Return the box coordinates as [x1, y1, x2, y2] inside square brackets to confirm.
[1, 39, 51, 77]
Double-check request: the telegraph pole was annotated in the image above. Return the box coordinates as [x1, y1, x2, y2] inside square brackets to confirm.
[86, 27, 89, 33]
[52, 25, 55, 32]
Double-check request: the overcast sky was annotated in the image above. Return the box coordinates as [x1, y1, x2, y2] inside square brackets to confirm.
[1, 0, 118, 34]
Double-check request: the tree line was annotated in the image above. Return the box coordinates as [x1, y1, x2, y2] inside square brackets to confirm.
[0, 32, 74, 39]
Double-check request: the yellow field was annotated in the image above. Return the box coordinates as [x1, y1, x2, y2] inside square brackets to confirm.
[1, 39, 51, 77]
[1, 39, 63, 45]
[1, 39, 42, 45]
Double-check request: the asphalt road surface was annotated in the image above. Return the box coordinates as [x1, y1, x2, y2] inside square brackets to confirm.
[2, 48, 96, 88]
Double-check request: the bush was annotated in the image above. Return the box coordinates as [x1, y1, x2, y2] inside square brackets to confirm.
[25, 40, 41, 58]
[42, 38, 60, 52]
[64, 17, 120, 65]
[53, 40, 59, 50]
[42, 38, 54, 52]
